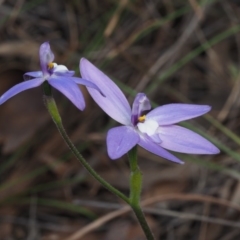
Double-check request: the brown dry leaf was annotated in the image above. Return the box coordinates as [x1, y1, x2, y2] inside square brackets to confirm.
[104, 0, 129, 37]
[43, 233, 70, 240]
[0, 161, 36, 201]
[0, 41, 38, 58]
[229, 181, 240, 205]
[200, 223, 223, 240]
[104, 220, 131, 240]
[80, 233, 106, 240]
[127, 217, 158, 240]
[143, 180, 187, 199]
[0, 208, 17, 239]
[97, 161, 195, 190]
[104, 218, 158, 240]
[37, 153, 72, 177]
[141, 163, 195, 189]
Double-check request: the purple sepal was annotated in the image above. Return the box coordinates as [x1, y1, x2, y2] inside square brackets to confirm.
[147, 104, 211, 125]
[80, 58, 132, 125]
[0, 78, 44, 105]
[131, 93, 151, 125]
[158, 125, 220, 154]
[138, 135, 184, 164]
[107, 126, 139, 159]
[48, 77, 85, 110]
[23, 71, 43, 80]
[72, 77, 105, 96]
[39, 42, 54, 76]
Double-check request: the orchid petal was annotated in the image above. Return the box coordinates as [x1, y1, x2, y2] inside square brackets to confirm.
[71, 77, 105, 96]
[147, 104, 211, 125]
[48, 77, 85, 110]
[23, 71, 43, 80]
[0, 78, 44, 105]
[138, 135, 184, 164]
[131, 93, 151, 125]
[80, 58, 131, 125]
[39, 42, 54, 75]
[107, 126, 139, 159]
[158, 125, 220, 154]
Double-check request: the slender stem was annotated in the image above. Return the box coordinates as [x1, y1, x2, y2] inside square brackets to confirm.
[128, 147, 155, 240]
[131, 205, 155, 240]
[42, 82, 154, 239]
[42, 82, 129, 204]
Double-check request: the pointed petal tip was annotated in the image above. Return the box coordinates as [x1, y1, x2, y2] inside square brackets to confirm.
[108, 153, 121, 160]
[147, 103, 213, 125]
[203, 105, 211, 113]
[78, 105, 85, 111]
[80, 58, 89, 69]
[208, 147, 220, 155]
[158, 125, 220, 155]
[41, 41, 50, 46]
[80, 58, 132, 125]
[0, 78, 44, 105]
[0, 97, 4, 105]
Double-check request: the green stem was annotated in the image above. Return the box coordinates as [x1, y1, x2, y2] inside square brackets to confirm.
[42, 82, 154, 239]
[128, 147, 155, 240]
[42, 82, 129, 204]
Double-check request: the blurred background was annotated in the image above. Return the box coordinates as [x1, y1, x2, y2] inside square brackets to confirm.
[0, 0, 240, 239]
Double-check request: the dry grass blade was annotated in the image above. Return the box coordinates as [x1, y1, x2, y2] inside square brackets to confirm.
[64, 205, 131, 240]
[65, 193, 240, 240]
[188, 0, 204, 20]
[134, 5, 206, 92]
[104, 0, 129, 37]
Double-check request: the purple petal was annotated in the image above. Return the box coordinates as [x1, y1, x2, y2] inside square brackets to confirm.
[80, 58, 131, 125]
[107, 126, 140, 159]
[48, 77, 85, 110]
[131, 93, 151, 125]
[39, 42, 54, 75]
[147, 104, 211, 125]
[71, 77, 105, 96]
[158, 125, 220, 154]
[23, 71, 43, 80]
[138, 135, 184, 164]
[0, 78, 44, 105]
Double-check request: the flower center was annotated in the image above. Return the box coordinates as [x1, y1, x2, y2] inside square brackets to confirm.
[137, 119, 159, 136]
[47, 62, 54, 70]
[138, 115, 146, 123]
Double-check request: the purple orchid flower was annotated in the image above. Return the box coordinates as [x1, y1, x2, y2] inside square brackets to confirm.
[80, 58, 220, 164]
[0, 42, 102, 110]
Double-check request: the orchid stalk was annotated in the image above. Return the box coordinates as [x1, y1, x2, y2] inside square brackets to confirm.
[43, 83, 155, 239]
[42, 81, 130, 203]
[0, 42, 154, 238]
[79, 58, 220, 239]
[0, 41, 129, 201]
[128, 146, 154, 240]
